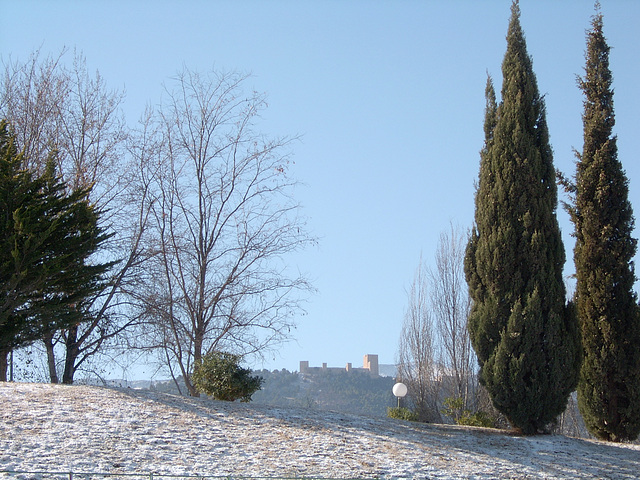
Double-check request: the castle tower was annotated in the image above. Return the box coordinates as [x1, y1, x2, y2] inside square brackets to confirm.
[363, 354, 379, 377]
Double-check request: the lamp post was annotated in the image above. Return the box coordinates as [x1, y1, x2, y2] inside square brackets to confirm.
[392, 382, 407, 408]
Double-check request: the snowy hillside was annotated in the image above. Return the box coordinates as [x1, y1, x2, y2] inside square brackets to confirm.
[1, 383, 639, 479]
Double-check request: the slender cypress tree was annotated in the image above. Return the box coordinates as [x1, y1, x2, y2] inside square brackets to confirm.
[464, 1, 579, 434]
[570, 10, 640, 442]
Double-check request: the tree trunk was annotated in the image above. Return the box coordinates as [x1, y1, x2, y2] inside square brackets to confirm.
[43, 333, 60, 383]
[0, 348, 9, 381]
[182, 362, 199, 397]
[62, 325, 80, 384]
[188, 332, 204, 397]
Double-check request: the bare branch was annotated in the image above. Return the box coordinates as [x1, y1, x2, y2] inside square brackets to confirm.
[133, 68, 314, 395]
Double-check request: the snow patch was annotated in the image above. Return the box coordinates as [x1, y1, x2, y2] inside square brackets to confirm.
[1, 383, 639, 479]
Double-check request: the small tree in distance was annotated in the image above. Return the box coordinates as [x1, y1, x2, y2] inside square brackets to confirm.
[192, 351, 263, 402]
[396, 257, 442, 423]
[430, 224, 475, 410]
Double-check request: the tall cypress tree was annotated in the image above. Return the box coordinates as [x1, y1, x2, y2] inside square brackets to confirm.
[570, 10, 640, 442]
[464, 1, 579, 434]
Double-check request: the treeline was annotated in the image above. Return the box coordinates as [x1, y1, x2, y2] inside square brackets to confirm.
[0, 54, 314, 393]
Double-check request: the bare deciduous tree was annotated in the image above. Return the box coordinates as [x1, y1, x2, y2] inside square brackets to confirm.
[135, 68, 314, 396]
[397, 257, 442, 422]
[1, 49, 148, 384]
[1, 49, 127, 191]
[397, 225, 480, 423]
[430, 224, 475, 409]
[1, 49, 68, 170]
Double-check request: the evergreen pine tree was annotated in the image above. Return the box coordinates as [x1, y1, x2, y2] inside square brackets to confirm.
[570, 10, 640, 442]
[0, 120, 113, 380]
[464, 1, 579, 434]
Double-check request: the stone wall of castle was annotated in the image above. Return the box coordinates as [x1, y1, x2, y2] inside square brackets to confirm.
[299, 354, 379, 377]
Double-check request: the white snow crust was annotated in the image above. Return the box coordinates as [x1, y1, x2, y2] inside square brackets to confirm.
[1, 382, 639, 479]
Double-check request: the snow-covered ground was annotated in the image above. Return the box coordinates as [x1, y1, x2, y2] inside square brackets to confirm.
[1, 382, 639, 479]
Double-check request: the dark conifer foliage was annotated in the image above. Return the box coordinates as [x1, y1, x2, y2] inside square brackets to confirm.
[569, 10, 640, 442]
[464, 2, 579, 434]
[0, 120, 113, 380]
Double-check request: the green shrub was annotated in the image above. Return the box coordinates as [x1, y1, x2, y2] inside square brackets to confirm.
[442, 396, 497, 428]
[457, 410, 497, 429]
[442, 396, 466, 423]
[387, 407, 419, 422]
[192, 351, 263, 402]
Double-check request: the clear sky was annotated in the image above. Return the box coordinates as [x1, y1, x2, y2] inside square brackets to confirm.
[2, 1, 639, 376]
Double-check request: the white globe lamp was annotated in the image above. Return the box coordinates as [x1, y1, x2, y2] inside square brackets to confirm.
[392, 382, 408, 408]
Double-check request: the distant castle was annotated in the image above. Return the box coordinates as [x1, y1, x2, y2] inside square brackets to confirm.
[300, 354, 379, 377]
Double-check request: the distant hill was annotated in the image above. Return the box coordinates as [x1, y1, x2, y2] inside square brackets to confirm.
[378, 363, 398, 377]
[133, 368, 398, 417]
[251, 368, 396, 416]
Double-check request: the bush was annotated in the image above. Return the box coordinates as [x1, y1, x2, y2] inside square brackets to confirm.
[387, 407, 419, 422]
[442, 396, 466, 423]
[192, 351, 263, 402]
[442, 396, 497, 429]
[457, 410, 497, 429]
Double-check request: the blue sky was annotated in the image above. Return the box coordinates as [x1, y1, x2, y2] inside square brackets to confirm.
[2, 1, 639, 376]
